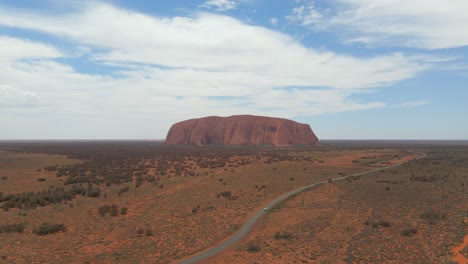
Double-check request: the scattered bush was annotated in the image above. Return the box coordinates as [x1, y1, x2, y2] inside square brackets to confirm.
[402, 228, 418, 236]
[109, 204, 119, 216]
[246, 243, 261, 253]
[0, 186, 86, 211]
[136, 228, 153, 236]
[33, 223, 65, 236]
[379, 220, 391, 227]
[0, 223, 25, 234]
[121, 207, 128, 215]
[136, 228, 144, 235]
[98, 204, 120, 217]
[118, 186, 130, 196]
[147, 176, 156, 182]
[217, 191, 232, 198]
[2, 202, 12, 212]
[86, 186, 101, 198]
[274, 231, 293, 240]
[145, 228, 153, 236]
[364, 220, 391, 228]
[98, 205, 110, 217]
[420, 211, 446, 225]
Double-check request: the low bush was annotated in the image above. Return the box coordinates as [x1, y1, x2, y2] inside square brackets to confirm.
[402, 228, 418, 236]
[274, 231, 293, 240]
[379, 220, 391, 227]
[420, 211, 446, 225]
[217, 191, 232, 198]
[121, 207, 128, 215]
[0, 223, 25, 234]
[98, 204, 120, 217]
[33, 223, 65, 236]
[145, 228, 153, 236]
[246, 243, 261, 253]
[118, 186, 130, 196]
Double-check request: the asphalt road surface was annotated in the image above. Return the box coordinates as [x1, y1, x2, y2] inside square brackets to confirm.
[177, 152, 426, 264]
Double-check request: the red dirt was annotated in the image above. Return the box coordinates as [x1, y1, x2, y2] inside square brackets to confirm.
[1, 144, 465, 264]
[452, 222, 468, 264]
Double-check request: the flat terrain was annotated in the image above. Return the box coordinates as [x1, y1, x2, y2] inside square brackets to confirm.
[209, 145, 468, 264]
[0, 141, 466, 263]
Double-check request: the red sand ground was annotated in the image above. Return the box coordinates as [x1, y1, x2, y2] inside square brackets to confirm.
[1, 147, 466, 263]
[452, 222, 468, 264]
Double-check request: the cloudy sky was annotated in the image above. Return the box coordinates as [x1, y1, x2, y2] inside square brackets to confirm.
[1, 0, 467, 140]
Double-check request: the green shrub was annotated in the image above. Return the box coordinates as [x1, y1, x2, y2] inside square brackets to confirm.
[98, 204, 120, 217]
[118, 187, 130, 196]
[217, 191, 232, 198]
[33, 223, 65, 236]
[121, 207, 128, 215]
[402, 228, 418, 236]
[246, 243, 261, 253]
[98, 205, 110, 217]
[86, 186, 101, 198]
[145, 228, 153, 236]
[136, 228, 144, 235]
[379, 221, 391, 227]
[274, 231, 293, 240]
[0, 223, 25, 234]
[420, 211, 446, 225]
[109, 204, 119, 216]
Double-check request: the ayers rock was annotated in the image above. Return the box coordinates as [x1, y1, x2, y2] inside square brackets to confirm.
[165, 115, 319, 147]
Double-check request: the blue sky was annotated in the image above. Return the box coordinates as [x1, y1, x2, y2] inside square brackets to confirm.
[0, 0, 467, 140]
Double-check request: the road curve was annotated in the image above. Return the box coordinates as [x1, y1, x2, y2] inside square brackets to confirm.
[177, 152, 426, 264]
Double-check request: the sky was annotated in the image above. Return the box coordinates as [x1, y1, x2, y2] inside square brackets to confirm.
[0, 0, 467, 140]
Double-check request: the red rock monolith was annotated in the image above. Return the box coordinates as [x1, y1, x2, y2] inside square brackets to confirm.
[165, 115, 319, 147]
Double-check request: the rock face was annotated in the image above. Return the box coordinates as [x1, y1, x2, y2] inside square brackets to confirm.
[165, 115, 319, 146]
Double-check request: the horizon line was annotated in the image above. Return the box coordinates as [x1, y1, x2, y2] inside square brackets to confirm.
[0, 139, 467, 141]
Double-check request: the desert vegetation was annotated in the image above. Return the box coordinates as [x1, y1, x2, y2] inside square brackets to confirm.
[0, 223, 25, 234]
[211, 144, 468, 264]
[0, 141, 466, 263]
[33, 222, 66, 236]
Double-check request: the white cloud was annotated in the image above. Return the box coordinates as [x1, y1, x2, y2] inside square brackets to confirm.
[390, 101, 429, 108]
[286, 2, 323, 27]
[0, 36, 62, 60]
[0, 3, 434, 138]
[0, 84, 39, 107]
[269, 17, 278, 26]
[289, 0, 468, 49]
[199, 0, 237, 11]
[0, 4, 431, 87]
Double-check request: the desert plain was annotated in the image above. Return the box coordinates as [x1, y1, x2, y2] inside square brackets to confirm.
[0, 141, 467, 264]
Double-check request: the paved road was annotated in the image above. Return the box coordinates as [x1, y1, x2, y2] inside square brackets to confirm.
[177, 152, 426, 264]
